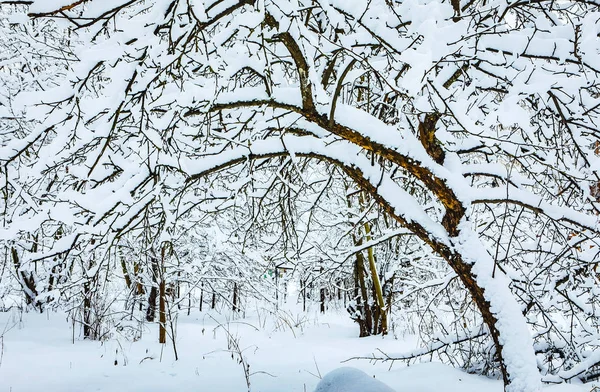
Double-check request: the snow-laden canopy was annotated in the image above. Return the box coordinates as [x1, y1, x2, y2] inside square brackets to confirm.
[1, 1, 600, 390]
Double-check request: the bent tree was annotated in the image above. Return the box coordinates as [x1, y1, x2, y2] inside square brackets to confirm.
[2, 0, 600, 390]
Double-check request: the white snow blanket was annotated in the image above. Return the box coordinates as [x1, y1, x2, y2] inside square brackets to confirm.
[314, 367, 396, 392]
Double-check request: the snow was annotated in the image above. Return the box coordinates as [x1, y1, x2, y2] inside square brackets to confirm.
[29, 0, 75, 13]
[30, 0, 136, 17]
[0, 308, 595, 392]
[314, 367, 395, 392]
[453, 221, 543, 392]
[5, 1, 600, 391]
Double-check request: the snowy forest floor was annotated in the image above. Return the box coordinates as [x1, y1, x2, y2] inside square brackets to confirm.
[0, 305, 597, 392]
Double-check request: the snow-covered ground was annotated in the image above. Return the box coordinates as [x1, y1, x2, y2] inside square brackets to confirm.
[0, 306, 595, 392]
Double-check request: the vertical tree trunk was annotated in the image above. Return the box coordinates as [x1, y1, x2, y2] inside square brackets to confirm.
[146, 285, 157, 322]
[319, 266, 325, 313]
[135, 262, 144, 311]
[146, 256, 159, 322]
[176, 259, 181, 310]
[11, 247, 38, 307]
[121, 256, 132, 290]
[275, 266, 279, 307]
[320, 286, 325, 313]
[360, 192, 388, 335]
[385, 274, 395, 317]
[82, 256, 96, 340]
[232, 282, 238, 312]
[302, 278, 307, 312]
[120, 256, 137, 312]
[159, 279, 166, 343]
[199, 282, 204, 312]
[82, 280, 92, 339]
[356, 251, 372, 336]
[158, 247, 167, 344]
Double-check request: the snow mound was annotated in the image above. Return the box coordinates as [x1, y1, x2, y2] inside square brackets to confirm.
[314, 367, 396, 392]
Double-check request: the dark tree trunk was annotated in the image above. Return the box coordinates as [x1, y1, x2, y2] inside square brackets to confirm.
[199, 282, 204, 312]
[83, 281, 92, 339]
[320, 287, 325, 313]
[146, 285, 157, 322]
[11, 247, 38, 307]
[232, 282, 238, 312]
[146, 256, 160, 322]
[356, 252, 372, 336]
[159, 279, 166, 343]
[302, 279, 307, 312]
[158, 247, 167, 344]
[135, 262, 144, 311]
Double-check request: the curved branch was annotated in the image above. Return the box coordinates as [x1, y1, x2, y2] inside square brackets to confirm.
[189, 97, 466, 235]
[472, 197, 598, 233]
[173, 134, 533, 387]
[329, 58, 356, 127]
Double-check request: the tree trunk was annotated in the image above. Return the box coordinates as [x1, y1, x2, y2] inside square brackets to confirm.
[199, 282, 204, 312]
[146, 256, 159, 322]
[302, 278, 307, 312]
[134, 262, 144, 311]
[158, 247, 167, 344]
[11, 247, 38, 307]
[159, 279, 166, 344]
[355, 251, 372, 337]
[232, 282, 238, 312]
[82, 280, 92, 339]
[385, 274, 395, 319]
[319, 266, 326, 313]
[121, 256, 132, 290]
[360, 192, 387, 335]
[146, 285, 157, 322]
[341, 163, 540, 390]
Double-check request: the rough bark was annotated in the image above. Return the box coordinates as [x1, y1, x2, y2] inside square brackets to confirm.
[199, 282, 204, 312]
[360, 193, 388, 335]
[159, 248, 167, 344]
[159, 278, 166, 344]
[146, 256, 160, 322]
[82, 280, 92, 339]
[185, 14, 532, 388]
[11, 247, 37, 306]
[232, 282, 238, 312]
[355, 251, 372, 336]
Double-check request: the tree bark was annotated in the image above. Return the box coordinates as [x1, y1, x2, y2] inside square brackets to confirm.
[159, 278, 166, 344]
[11, 247, 38, 307]
[158, 247, 167, 344]
[361, 195, 387, 335]
[232, 282, 238, 312]
[82, 280, 92, 339]
[146, 256, 159, 322]
[355, 251, 372, 336]
[199, 281, 204, 312]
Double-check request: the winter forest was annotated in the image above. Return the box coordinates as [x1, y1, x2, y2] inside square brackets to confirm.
[1, 0, 600, 391]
